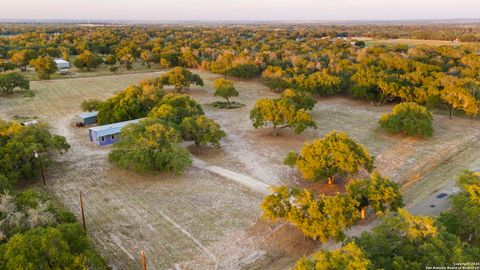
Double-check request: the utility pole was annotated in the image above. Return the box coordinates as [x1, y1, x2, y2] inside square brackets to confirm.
[79, 191, 86, 232]
[33, 150, 46, 186]
[141, 250, 147, 270]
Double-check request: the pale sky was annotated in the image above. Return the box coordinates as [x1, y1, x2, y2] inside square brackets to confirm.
[1, 0, 480, 21]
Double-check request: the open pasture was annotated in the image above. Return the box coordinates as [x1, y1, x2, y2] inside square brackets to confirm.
[2, 70, 480, 269]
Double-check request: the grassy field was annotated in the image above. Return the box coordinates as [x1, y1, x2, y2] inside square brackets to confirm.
[22, 59, 165, 81]
[2, 69, 480, 269]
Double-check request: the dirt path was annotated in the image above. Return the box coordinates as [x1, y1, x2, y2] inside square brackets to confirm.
[191, 157, 270, 194]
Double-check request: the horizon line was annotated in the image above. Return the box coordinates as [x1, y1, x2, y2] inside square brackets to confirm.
[1, 18, 480, 24]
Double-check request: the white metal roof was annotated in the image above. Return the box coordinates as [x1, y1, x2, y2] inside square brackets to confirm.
[54, 59, 69, 64]
[89, 119, 142, 137]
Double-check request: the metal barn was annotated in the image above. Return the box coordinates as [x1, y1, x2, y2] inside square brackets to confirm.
[76, 111, 98, 126]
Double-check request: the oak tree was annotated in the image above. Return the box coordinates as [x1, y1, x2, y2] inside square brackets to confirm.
[213, 78, 239, 107]
[379, 102, 434, 137]
[29, 56, 58, 80]
[250, 96, 316, 136]
[295, 242, 371, 270]
[346, 173, 404, 219]
[159, 67, 204, 92]
[285, 131, 374, 184]
[0, 73, 29, 95]
[108, 119, 192, 174]
[181, 115, 226, 147]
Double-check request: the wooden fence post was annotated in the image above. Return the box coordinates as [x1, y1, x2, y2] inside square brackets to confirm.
[141, 250, 147, 270]
[80, 191, 86, 232]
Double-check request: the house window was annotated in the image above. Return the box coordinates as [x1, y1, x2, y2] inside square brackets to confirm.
[100, 136, 106, 142]
[111, 134, 117, 140]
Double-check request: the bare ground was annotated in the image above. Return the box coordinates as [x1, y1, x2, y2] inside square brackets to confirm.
[2, 70, 480, 269]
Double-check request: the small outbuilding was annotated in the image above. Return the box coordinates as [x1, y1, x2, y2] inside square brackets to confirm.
[54, 59, 70, 73]
[21, 119, 39, 126]
[88, 119, 141, 146]
[75, 111, 98, 126]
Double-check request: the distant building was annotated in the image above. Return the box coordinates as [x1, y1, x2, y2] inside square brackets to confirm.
[54, 59, 70, 73]
[75, 111, 98, 126]
[88, 119, 141, 146]
[21, 119, 39, 126]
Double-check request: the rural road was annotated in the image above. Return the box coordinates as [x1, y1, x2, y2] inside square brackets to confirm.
[408, 185, 460, 216]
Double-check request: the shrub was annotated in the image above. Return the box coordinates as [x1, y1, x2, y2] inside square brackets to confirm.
[379, 102, 433, 137]
[80, 98, 101, 112]
[0, 72, 29, 95]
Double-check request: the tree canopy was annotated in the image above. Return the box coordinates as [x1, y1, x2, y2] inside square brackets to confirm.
[352, 209, 477, 270]
[261, 172, 402, 242]
[10, 49, 36, 72]
[213, 78, 239, 107]
[0, 190, 106, 270]
[108, 118, 192, 174]
[285, 131, 374, 184]
[346, 173, 404, 219]
[181, 115, 226, 147]
[74, 50, 103, 71]
[159, 67, 204, 92]
[0, 73, 29, 95]
[0, 120, 69, 190]
[29, 56, 57, 80]
[96, 82, 164, 125]
[379, 102, 434, 138]
[148, 93, 204, 126]
[250, 92, 316, 136]
[80, 98, 101, 112]
[295, 242, 371, 270]
[438, 170, 480, 246]
[261, 186, 359, 242]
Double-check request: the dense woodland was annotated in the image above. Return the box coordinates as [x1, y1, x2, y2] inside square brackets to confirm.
[1, 24, 480, 119]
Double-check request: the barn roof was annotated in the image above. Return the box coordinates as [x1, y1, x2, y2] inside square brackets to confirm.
[89, 119, 142, 137]
[54, 59, 69, 64]
[77, 111, 98, 119]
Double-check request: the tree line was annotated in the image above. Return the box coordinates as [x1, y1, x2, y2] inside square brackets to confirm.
[1, 24, 480, 123]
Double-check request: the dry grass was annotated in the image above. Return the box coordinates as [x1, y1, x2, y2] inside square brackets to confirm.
[22, 59, 165, 81]
[2, 69, 480, 269]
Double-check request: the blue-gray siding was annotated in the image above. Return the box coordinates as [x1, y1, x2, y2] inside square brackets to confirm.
[89, 129, 120, 146]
